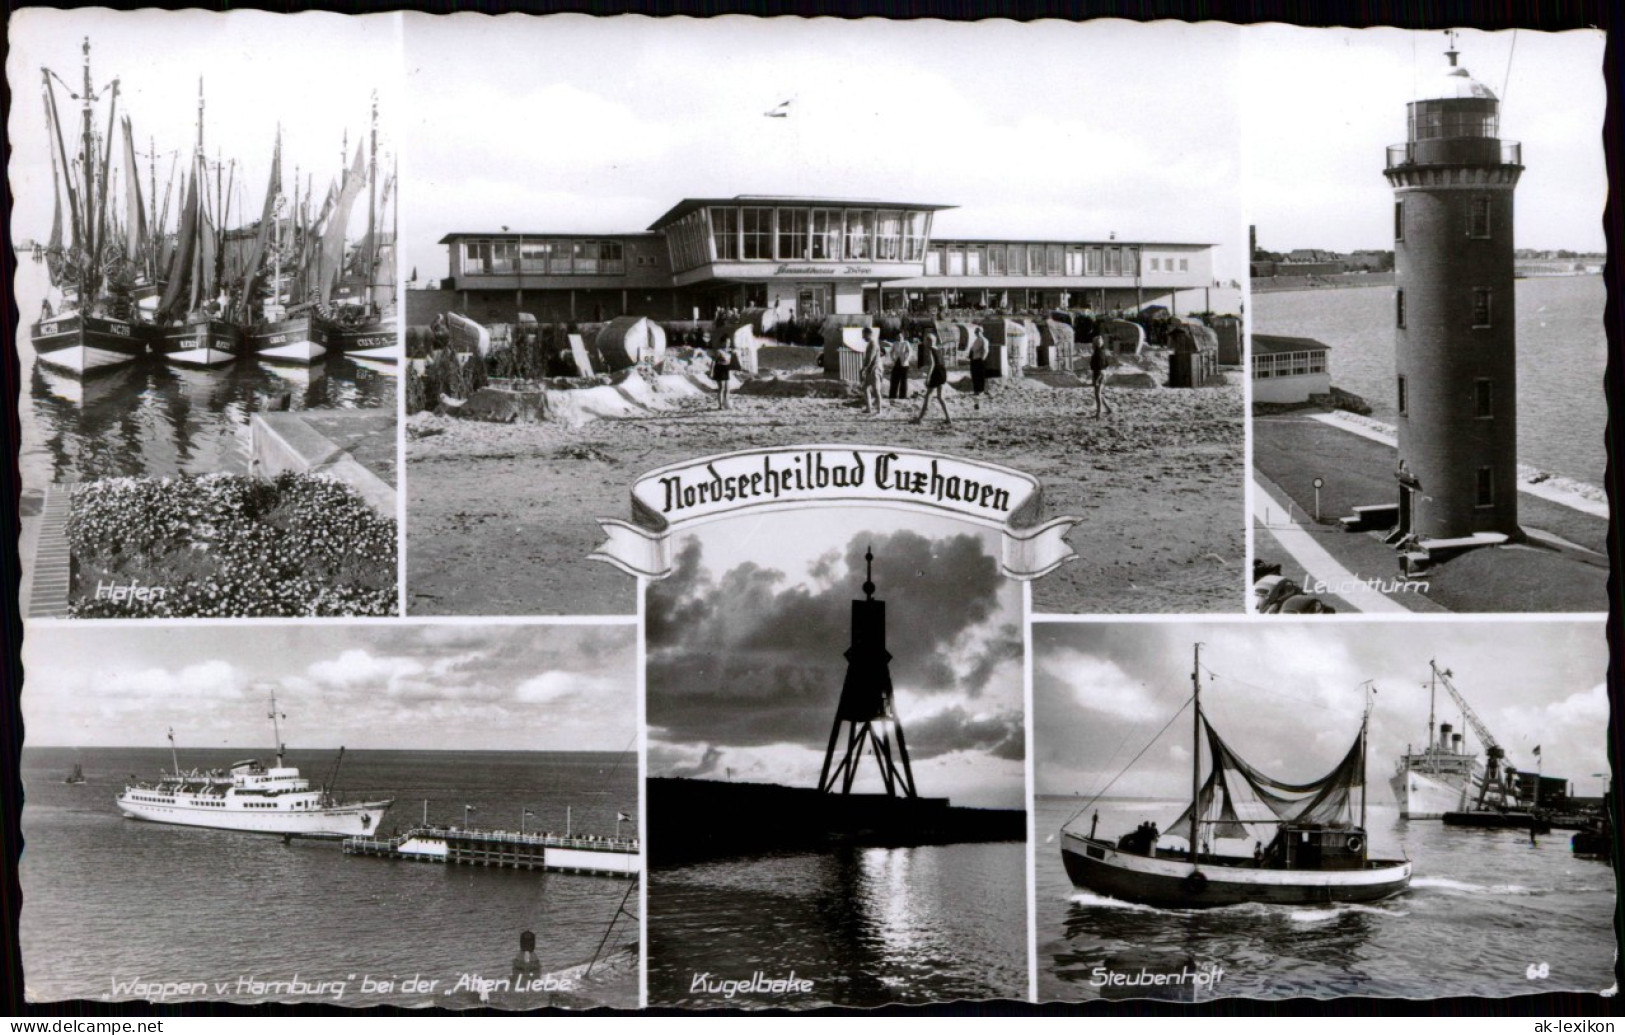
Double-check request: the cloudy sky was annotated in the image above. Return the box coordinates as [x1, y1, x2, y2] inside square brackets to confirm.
[401, 16, 1246, 282]
[646, 510, 1025, 809]
[8, 10, 400, 251]
[1034, 619, 1609, 801]
[22, 622, 636, 752]
[1244, 25, 1607, 254]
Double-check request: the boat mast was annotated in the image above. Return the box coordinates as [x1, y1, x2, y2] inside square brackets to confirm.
[1361, 682, 1372, 834]
[1428, 660, 1438, 754]
[167, 727, 180, 778]
[1190, 642, 1201, 865]
[366, 91, 378, 313]
[268, 691, 285, 767]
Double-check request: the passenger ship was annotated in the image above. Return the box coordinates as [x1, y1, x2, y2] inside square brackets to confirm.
[116, 695, 392, 839]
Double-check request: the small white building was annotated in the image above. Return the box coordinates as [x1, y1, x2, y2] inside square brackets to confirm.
[1252, 334, 1330, 404]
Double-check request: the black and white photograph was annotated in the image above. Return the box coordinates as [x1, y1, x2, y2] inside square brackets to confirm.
[17, 621, 640, 1009]
[1032, 619, 1614, 1001]
[1246, 26, 1608, 614]
[400, 15, 1249, 618]
[10, 10, 402, 619]
[642, 509, 1028, 1006]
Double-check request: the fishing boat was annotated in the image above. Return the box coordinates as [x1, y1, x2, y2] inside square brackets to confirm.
[151, 81, 245, 367]
[116, 693, 392, 839]
[1389, 661, 1482, 819]
[318, 94, 398, 363]
[64, 763, 86, 785]
[244, 130, 333, 365]
[1059, 645, 1412, 909]
[30, 39, 151, 374]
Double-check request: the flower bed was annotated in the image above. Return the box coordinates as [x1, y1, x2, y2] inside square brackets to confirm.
[67, 472, 398, 618]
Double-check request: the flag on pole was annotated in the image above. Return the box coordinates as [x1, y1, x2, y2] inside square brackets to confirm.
[617, 812, 631, 822]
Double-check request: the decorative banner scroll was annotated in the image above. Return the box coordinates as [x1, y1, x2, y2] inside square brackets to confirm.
[591, 444, 1078, 581]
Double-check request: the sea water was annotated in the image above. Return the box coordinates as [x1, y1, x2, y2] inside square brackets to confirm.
[19, 748, 638, 1007]
[1253, 276, 1606, 487]
[14, 260, 396, 487]
[1035, 796, 1616, 1001]
[649, 840, 1028, 1007]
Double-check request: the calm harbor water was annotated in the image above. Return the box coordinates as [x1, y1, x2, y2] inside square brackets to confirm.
[20, 748, 638, 1008]
[649, 841, 1028, 1007]
[14, 262, 396, 487]
[1036, 796, 1617, 1001]
[1253, 276, 1606, 487]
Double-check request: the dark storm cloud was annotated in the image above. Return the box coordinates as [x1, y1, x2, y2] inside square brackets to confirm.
[647, 529, 1013, 752]
[903, 707, 1025, 762]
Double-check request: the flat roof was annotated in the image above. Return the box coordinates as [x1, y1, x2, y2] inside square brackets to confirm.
[1253, 333, 1332, 354]
[934, 238, 1216, 248]
[439, 231, 664, 244]
[647, 196, 956, 231]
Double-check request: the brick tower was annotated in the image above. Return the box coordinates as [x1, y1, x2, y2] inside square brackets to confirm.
[1386, 33, 1523, 541]
[817, 547, 917, 798]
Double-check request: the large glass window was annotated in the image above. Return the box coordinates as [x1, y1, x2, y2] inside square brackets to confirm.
[902, 211, 928, 262]
[742, 207, 774, 260]
[548, 240, 572, 273]
[777, 209, 808, 261]
[967, 247, 984, 276]
[1028, 245, 1045, 276]
[1411, 100, 1497, 140]
[521, 241, 551, 272]
[1046, 244, 1064, 276]
[845, 210, 873, 260]
[491, 241, 519, 273]
[875, 211, 903, 261]
[987, 245, 1005, 276]
[601, 240, 625, 275]
[1007, 244, 1025, 276]
[924, 247, 942, 276]
[811, 209, 842, 260]
[1085, 247, 1101, 275]
[1104, 248, 1122, 276]
[947, 246, 965, 276]
[711, 208, 739, 261]
[1126, 249, 1141, 276]
[464, 240, 491, 273]
[573, 240, 600, 275]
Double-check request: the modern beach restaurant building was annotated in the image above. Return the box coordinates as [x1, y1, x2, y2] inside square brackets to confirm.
[427, 196, 1221, 326]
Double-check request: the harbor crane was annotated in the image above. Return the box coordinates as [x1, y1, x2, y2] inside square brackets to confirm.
[1432, 661, 1520, 809]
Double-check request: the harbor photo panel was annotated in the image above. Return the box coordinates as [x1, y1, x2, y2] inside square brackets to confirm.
[1031, 617, 1613, 1002]
[17, 619, 640, 1010]
[10, 9, 404, 621]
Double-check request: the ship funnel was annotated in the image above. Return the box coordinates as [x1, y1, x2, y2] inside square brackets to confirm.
[1452, 733, 1463, 751]
[1438, 722, 1453, 749]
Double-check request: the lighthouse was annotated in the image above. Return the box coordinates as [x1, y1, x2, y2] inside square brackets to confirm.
[1386, 33, 1523, 542]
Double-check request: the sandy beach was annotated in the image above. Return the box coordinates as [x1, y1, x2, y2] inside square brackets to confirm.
[407, 362, 1244, 615]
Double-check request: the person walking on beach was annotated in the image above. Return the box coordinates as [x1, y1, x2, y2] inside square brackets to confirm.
[888, 333, 914, 402]
[910, 332, 951, 426]
[967, 326, 990, 410]
[712, 339, 736, 410]
[1089, 334, 1114, 418]
[859, 328, 884, 415]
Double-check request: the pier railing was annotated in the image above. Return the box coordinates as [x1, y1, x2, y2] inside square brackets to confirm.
[345, 824, 639, 853]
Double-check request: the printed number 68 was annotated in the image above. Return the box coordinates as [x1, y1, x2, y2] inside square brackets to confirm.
[1525, 962, 1550, 980]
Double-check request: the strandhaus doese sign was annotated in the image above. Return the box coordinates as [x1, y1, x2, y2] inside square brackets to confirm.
[592, 445, 1079, 580]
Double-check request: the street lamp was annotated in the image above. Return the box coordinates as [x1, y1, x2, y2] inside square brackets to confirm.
[521, 808, 535, 835]
[463, 804, 477, 829]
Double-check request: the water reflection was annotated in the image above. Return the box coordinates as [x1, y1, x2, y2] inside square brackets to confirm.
[23, 351, 396, 484]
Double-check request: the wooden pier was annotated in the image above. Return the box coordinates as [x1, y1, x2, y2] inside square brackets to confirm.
[342, 825, 640, 878]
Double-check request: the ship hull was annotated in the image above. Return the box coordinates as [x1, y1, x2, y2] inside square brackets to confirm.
[116, 792, 392, 840]
[1389, 767, 1473, 820]
[31, 315, 148, 375]
[155, 319, 244, 367]
[249, 315, 330, 364]
[325, 316, 399, 361]
[1060, 832, 1412, 909]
